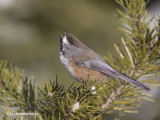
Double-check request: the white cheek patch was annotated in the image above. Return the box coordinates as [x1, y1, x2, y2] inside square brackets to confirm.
[63, 36, 69, 45]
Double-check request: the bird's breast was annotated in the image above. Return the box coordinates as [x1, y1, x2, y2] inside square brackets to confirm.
[60, 53, 74, 75]
[60, 53, 109, 82]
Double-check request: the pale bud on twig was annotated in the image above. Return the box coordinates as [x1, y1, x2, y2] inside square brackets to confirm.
[72, 102, 79, 112]
[91, 85, 96, 94]
[48, 92, 53, 97]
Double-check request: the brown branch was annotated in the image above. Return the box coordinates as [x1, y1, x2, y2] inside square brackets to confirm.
[101, 85, 124, 109]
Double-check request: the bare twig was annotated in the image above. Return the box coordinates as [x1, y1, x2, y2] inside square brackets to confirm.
[101, 85, 124, 109]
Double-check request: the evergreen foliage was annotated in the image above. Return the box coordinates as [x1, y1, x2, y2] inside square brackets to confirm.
[0, 0, 160, 119]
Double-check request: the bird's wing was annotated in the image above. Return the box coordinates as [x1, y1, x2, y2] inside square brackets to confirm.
[75, 58, 118, 78]
[75, 58, 150, 91]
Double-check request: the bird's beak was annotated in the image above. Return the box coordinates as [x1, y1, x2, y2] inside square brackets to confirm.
[59, 35, 63, 41]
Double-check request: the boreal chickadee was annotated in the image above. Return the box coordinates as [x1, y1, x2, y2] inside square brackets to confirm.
[59, 32, 150, 91]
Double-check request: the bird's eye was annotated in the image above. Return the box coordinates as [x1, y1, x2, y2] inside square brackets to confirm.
[67, 37, 74, 45]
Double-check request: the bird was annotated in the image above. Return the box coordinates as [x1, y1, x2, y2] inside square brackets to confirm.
[59, 32, 150, 91]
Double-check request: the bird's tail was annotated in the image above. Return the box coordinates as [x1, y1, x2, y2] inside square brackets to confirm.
[118, 73, 150, 91]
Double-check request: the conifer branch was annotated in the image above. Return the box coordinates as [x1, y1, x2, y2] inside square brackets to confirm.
[101, 68, 135, 109]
